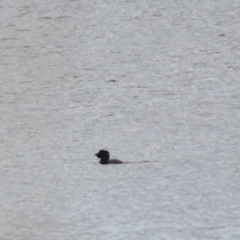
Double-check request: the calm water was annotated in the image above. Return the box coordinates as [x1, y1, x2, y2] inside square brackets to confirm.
[0, 0, 240, 239]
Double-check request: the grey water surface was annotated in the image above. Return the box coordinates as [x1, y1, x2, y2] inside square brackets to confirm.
[0, 0, 240, 239]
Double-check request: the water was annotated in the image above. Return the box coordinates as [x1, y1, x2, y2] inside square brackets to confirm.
[0, 0, 240, 239]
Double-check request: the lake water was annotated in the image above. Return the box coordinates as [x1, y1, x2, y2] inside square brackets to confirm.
[0, 0, 240, 239]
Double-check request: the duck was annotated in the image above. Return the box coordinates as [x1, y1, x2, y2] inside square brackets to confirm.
[95, 150, 122, 164]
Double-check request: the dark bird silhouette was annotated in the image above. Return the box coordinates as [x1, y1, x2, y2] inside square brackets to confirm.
[95, 150, 122, 164]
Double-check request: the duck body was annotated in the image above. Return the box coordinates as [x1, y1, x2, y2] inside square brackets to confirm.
[95, 150, 122, 164]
